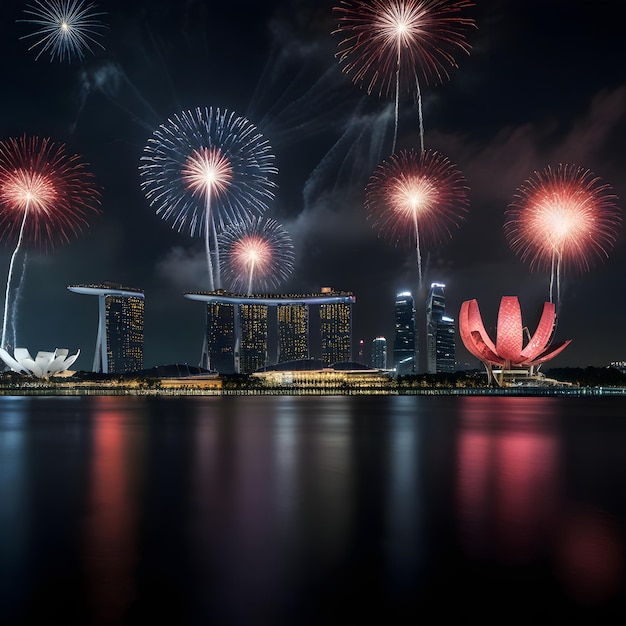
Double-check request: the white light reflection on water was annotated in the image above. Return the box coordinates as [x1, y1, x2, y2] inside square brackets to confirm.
[384, 396, 424, 592]
[0, 398, 31, 616]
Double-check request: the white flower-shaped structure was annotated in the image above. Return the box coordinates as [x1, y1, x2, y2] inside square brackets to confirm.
[0, 347, 80, 377]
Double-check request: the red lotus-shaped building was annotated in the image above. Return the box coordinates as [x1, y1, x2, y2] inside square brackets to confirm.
[459, 296, 571, 385]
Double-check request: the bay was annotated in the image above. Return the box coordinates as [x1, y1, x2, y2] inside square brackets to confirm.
[1, 395, 625, 625]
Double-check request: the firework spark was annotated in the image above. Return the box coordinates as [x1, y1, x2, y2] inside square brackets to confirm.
[0, 135, 101, 348]
[18, 0, 107, 63]
[218, 217, 295, 294]
[333, 0, 475, 151]
[140, 107, 277, 291]
[505, 164, 621, 306]
[365, 148, 469, 283]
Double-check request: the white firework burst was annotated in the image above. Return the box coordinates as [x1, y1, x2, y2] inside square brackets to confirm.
[18, 0, 107, 63]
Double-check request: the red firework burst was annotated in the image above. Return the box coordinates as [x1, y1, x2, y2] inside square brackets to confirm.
[333, 0, 475, 97]
[233, 236, 273, 274]
[219, 217, 294, 294]
[366, 148, 469, 245]
[505, 164, 621, 274]
[0, 135, 101, 249]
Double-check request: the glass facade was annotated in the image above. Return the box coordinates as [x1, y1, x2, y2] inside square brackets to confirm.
[105, 295, 144, 374]
[436, 316, 456, 374]
[239, 304, 269, 374]
[371, 336, 387, 369]
[426, 283, 456, 374]
[393, 292, 416, 375]
[277, 304, 309, 362]
[206, 301, 236, 374]
[188, 289, 356, 374]
[320, 302, 352, 366]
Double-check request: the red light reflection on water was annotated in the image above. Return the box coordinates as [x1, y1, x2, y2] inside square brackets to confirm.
[456, 397, 559, 562]
[556, 505, 624, 604]
[456, 396, 625, 605]
[82, 397, 139, 624]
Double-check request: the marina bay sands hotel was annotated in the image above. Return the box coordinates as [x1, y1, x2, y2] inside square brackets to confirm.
[68, 284, 355, 375]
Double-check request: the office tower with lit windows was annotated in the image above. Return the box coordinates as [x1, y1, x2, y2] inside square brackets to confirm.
[435, 315, 456, 373]
[205, 301, 236, 374]
[393, 291, 417, 375]
[68, 283, 144, 374]
[426, 282, 456, 374]
[277, 303, 309, 362]
[185, 289, 355, 374]
[320, 300, 352, 366]
[371, 336, 387, 369]
[239, 303, 269, 374]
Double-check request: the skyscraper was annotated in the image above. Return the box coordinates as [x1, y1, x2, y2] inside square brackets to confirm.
[426, 282, 456, 374]
[185, 289, 355, 374]
[393, 291, 417, 375]
[277, 303, 309, 362]
[68, 283, 144, 374]
[239, 303, 269, 374]
[320, 300, 352, 366]
[371, 336, 387, 369]
[436, 315, 456, 373]
[205, 301, 236, 374]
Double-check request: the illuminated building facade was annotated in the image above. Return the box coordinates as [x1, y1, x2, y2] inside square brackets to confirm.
[68, 283, 144, 374]
[277, 303, 309, 362]
[205, 301, 236, 374]
[426, 282, 456, 374]
[459, 296, 571, 386]
[185, 289, 355, 375]
[393, 291, 417, 375]
[320, 300, 352, 366]
[239, 303, 269, 374]
[371, 336, 387, 369]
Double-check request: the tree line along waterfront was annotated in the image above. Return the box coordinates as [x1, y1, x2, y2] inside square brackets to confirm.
[1, 367, 626, 396]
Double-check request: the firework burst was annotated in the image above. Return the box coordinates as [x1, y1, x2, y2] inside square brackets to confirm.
[18, 0, 107, 63]
[365, 148, 469, 283]
[333, 0, 475, 151]
[140, 107, 277, 291]
[218, 217, 295, 294]
[505, 164, 621, 306]
[0, 135, 101, 348]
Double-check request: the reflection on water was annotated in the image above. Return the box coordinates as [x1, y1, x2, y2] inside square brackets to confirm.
[457, 397, 560, 562]
[0, 399, 30, 618]
[83, 397, 143, 624]
[0, 395, 625, 624]
[456, 396, 625, 614]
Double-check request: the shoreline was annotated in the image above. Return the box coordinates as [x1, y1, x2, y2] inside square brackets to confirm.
[1, 386, 626, 397]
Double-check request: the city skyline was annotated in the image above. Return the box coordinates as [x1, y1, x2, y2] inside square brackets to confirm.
[1, 0, 625, 369]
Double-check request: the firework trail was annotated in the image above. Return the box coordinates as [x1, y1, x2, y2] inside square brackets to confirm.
[303, 102, 394, 210]
[73, 62, 161, 133]
[218, 217, 295, 295]
[365, 148, 468, 284]
[18, 0, 107, 63]
[9, 254, 28, 350]
[140, 107, 278, 291]
[505, 164, 621, 307]
[333, 0, 474, 152]
[0, 135, 101, 349]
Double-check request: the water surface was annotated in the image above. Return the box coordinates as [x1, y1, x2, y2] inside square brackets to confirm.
[1, 395, 625, 624]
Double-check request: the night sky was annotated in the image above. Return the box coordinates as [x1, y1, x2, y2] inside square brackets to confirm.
[1, 0, 625, 370]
